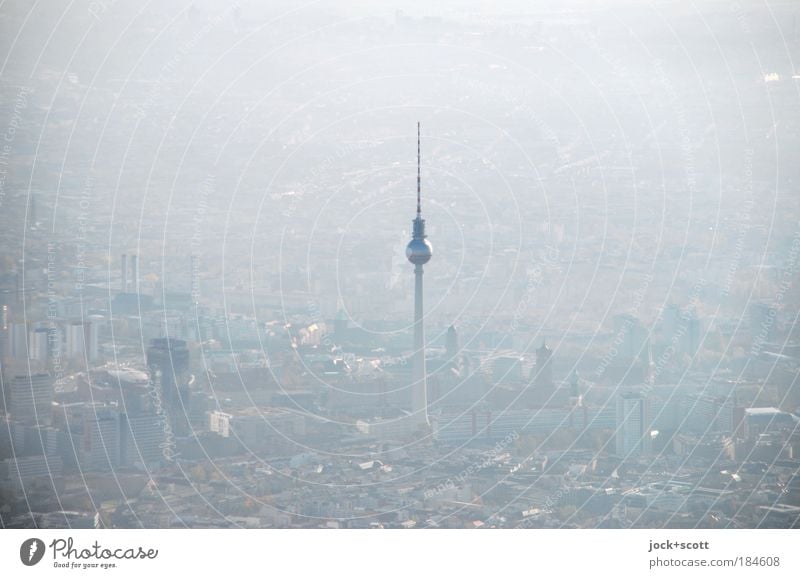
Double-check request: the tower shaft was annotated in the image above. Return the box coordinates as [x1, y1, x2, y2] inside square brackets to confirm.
[412, 263, 428, 426]
[406, 122, 432, 431]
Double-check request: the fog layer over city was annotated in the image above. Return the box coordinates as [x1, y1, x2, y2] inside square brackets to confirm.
[0, 0, 798, 529]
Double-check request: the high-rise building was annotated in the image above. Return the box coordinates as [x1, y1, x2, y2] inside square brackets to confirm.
[405, 123, 433, 431]
[569, 369, 580, 399]
[533, 341, 553, 391]
[146, 338, 190, 435]
[684, 393, 735, 434]
[1, 454, 62, 491]
[65, 321, 84, 359]
[120, 413, 167, 468]
[81, 405, 121, 471]
[28, 327, 49, 363]
[6, 373, 53, 425]
[130, 254, 139, 294]
[615, 391, 651, 457]
[120, 253, 128, 293]
[4, 322, 28, 360]
[445, 325, 458, 361]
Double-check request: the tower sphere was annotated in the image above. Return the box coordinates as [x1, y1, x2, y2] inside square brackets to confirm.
[406, 237, 432, 265]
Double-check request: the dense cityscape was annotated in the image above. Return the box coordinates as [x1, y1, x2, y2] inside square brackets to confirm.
[1, 0, 799, 529]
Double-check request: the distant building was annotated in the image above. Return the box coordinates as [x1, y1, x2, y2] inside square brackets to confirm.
[615, 391, 651, 457]
[146, 338, 190, 435]
[28, 327, 49, 363]
[121, 413, 167, 468]
[434, 406, 615, 444]
[64, 320, 98, 362]
[208, 410, 232, 438]
[3, 322, 28, 360]
[2, 420, 60, 458]
[0, 454, 62, 491]
[493, 355, 523, 384]
[743, 407, 797, 438]
[210, 407, 305, 453]
[6, 373, 53, 425]
[532, 341, 553, 392]
[684, 393, 735, 434]
[749, 302, 777, 349]
[80, 405, 121, 471]
[445, 325, 459, 360]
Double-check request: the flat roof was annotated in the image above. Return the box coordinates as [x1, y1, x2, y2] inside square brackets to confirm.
[745, 407, 782, 415]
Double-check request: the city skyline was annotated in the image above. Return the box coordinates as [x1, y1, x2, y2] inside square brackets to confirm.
[1, 0, 799, 532]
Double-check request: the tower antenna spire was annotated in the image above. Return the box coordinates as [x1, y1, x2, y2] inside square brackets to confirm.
[416, 121, 421, 216]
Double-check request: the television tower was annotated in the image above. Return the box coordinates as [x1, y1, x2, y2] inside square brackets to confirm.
[406, 122, 433, 429]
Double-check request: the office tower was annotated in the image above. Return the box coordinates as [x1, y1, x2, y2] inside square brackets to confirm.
[65, 321, 83, 359]
[7, 373, 53, 425]
[121, 254, 128, 293]
[2, 454, 62, 491]
[86, 316, 101, 362]
[120, 413, 167, 467]
[5, 322, 28, 359]
[615, 391, 651, 457]
[48, 324, 60, 352]
[445, 325, 458, 360]
[29, 327, 49, 363]
[81, 405, 121, 471]
[65, 320, 96, 361]
[147, 338, 189, 393]
[569, 370, 580, 398]
[405, 123, 433, 430]
[146, 338, 190, 434]
[130, 254, 139, 294]
[684, 393, 735, 434]
[533, 341, 553, 390]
